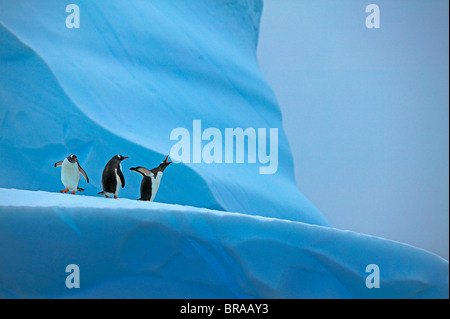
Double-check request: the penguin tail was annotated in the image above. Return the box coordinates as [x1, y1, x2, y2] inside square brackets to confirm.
[97, 191, 106, 195]
[77, 187, 85, 192]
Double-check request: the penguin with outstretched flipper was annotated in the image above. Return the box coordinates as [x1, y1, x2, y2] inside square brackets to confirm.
[54, 154, 89, 194]
[130, 155, 172, 202]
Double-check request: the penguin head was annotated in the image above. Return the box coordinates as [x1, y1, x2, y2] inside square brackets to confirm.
[158, 155, 173, 172]
[114, 155, 129, 162]
[67, 154, 78, 164]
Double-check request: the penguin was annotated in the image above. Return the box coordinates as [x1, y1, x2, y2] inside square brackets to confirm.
[54, 154, 89, 194]
[130, 155, 172, 201]
[98, 154, 128, 199]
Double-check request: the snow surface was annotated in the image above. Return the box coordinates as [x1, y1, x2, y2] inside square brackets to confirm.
[0, 188, 448, 298]
[0, 0, 448, 298]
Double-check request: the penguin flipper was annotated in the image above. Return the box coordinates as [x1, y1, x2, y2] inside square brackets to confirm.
[130, 166, 151, 177]
[77, 187, 85, 192]
[54, 161, 63, 167]
[117, 168, 125, 188]
[78, 165, 89, 183]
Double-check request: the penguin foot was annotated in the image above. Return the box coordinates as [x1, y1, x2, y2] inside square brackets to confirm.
[105, 195, 110, 198]
[114, 195, 119, 200]
[60, 189, 69, 193]
[71, 191, 76, 195]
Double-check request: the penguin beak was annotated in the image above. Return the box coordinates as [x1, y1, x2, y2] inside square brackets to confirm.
[122, 156, 129, 160]
[164, 155, 173, 164]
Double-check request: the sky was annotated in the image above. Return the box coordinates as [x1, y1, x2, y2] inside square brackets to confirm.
[257, 0, 449, 259]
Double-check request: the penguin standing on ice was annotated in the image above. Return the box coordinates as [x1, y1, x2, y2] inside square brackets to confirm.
[54, 154, 89, 194]
[98, 155, 128, 199]
[130, 155, 172, 201]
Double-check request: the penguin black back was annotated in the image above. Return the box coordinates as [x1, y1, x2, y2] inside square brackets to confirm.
[139, 176, 153, 201]
[99, 154, 128, 198]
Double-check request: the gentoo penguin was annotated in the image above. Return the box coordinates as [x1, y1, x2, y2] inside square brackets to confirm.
[130, 155, 172, 201]
[98, 154, 128, 199]
[54, 154, 89, 194]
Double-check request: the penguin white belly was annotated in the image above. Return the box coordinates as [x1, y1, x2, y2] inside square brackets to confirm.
[115, 168, 122, 196]
[61, 159, 80, 191]
[150, 172, 163, 202]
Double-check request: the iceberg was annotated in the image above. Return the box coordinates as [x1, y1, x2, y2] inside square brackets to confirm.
[0, 188, 448, 298]
[0, 0, 326, 225]
[0, 0, 448, 298]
